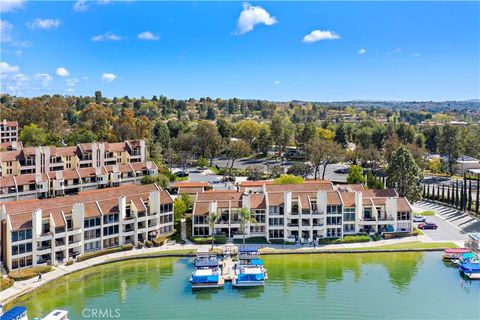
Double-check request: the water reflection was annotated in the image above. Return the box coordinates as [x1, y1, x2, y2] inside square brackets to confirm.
[264, 252, 423, 294]
[10, 257, 177, 318]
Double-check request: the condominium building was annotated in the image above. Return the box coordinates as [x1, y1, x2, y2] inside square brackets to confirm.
[192, 180, 413, 243]
[0, 120, 18, 144]
[0, 161, 158, 202]
[0, 184, 174, 271]
[0, 140, 146, 177]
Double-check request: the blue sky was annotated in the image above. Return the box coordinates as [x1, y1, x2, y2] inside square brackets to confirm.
[1, 1, 479, 101]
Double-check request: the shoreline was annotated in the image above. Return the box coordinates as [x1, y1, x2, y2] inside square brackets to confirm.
[1, 241, 455, 306]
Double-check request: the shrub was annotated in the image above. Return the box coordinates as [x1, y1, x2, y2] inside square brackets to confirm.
[66, 259, 74, 266]
[9, 266, 52, 281]
[372, 233, 382, 241]
[273, 174, 304, 184]
[336, 235, 370, 243]
[233, 237, 267, 244]
[137, 242, 144, 249]
[76, 247, 124, 262]
[145, 240, 153, 248]
[152, 235, 168, 247]
[190, 235, 227, 245]
[121, 243, 134, 251]
[0, 277, 14, 291]
[196, 157, 209, 167]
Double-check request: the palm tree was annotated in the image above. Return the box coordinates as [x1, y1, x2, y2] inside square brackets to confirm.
[206, 211, 220, 250]
[239, 208, 257, 245]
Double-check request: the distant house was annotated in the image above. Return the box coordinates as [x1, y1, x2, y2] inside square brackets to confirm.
[456, 155, 480, 175]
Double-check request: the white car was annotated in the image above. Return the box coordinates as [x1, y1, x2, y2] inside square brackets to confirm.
[413, 215, 426, 223]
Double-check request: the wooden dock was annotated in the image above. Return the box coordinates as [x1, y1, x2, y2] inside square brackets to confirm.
[221, 256, 237, 281]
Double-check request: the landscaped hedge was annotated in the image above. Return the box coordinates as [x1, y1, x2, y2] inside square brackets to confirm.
[8, 266, 52, 281]
[338, 235, 370, 243]
[144, 240, 153, 248]
[137, 242, 144, 249]
[0, 277, 14, 291]
[66, 259, 74, 266]
[233, 237, 267, 244]
[190, 235, 227, 245]
[121, 243, 134, 251]
[77, 246, 132, 262]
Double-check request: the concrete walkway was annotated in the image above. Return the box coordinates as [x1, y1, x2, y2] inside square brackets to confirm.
[0, 235, 461, 305]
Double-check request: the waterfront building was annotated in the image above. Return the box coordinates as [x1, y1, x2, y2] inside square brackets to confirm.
[0, 184, 174, 271]
[0, 140, 158, 202]
[192, 180, 413, 242]
[0, 161, 158, 203]
[0, 120, 18, 144]
[0, 140, 146, 177]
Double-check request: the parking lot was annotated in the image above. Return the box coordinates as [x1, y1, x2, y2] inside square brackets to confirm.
[413, 201, 480, 242]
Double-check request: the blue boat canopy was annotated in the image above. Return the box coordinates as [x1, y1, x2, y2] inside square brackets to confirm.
[0, 306, 27, 320]
[239, 248, 258, 253]
[191, 275, 219, 284]
[251, 259, 264, 266]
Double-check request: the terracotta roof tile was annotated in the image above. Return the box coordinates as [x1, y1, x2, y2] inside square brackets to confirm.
[193, 202, 209, 216]
[397, 198, 412, 212]
[339, 192, 356, 207]
[9, 213, 32, 230]
[250, 194, 266, 209]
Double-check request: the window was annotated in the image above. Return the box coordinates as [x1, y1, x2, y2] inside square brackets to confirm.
[12, 243, 32, 255]
[11, 229, 33, 242]
[11, 255, 33, 269]
[103, 214, 119, 224]
[103, 225, 119, 236]
[84, 217, 101, 228]
[84, 229, 101, 240]
[327, 216, 342, 225]
[268, 218, 284, 226]
[343, 208, 356, 221]
[269, 229, 284, 239]
[103, 237, 119, 249]
[327, 205, 342, 215]
[343, 224, 355, 233]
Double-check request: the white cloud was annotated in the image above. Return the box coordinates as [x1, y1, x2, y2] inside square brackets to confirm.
[73, 0, 88, 12]
[66, 78, 79, 87]
[34, 73, 52, 87]
[0, 19, 14, 43]
[82, 76, 88, 80]
[358, 48, 366, 55]
[101, 73, 117, 82]
[138, 31, 160, 41]
[56, 67, 69, 77]
[412, 52, 421, 57]
[302, 30, 340, 43]
[236, 3, 277, 35]
[92, 32, 123, 42]
[11, 73, 28, 81]
[0, 0, 25, 13]
[66, 88, 75, 93]
[0, 61, 19, 74]
[97, 0, 112, 4]
[274, 80, 280, 85]
[28, 18, 61, 30]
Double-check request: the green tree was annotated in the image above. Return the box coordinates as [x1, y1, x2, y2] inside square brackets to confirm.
[287, 163, 313, 178]
[270, 114, 294, 157]
[386, 145, 422, 202]
[19, 123, 48, 146]
[437, 125, 463, 175]
[195, 121, 222, 166]
[140, 174, 170, 189]
[305, 138, 344, 179]
[246, 165, 264, 180]
[95, 90, 102, 104]
[207, 211, 220, 249]
[268, 164, 284, 179]
[236, 120, 261, 148]
[366, 172, 384, 189]
[226, 140, 251, 169]
[239, 208, 257, 244]
[347, 165, 365, 184]
[174, 197, 187, 221]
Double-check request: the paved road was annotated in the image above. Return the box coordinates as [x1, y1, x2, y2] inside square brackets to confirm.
[211, 157, 348, 182]
[412, 201, 480, 242]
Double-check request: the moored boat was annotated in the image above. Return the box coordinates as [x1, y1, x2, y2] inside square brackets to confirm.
[459, 261, 480, 279]
[233, 264, 266, 287]
[41, 310, 69, 320]
[442, 248, 471, 260]
[0, 305, 28, 320]
[190, 254, 224, 289]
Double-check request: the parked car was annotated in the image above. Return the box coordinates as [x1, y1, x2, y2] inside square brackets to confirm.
[334, 167, 349, 174]
[418, 222, 438, 230]
[413, 215, 426, 222]
[175, 171, 189, 178]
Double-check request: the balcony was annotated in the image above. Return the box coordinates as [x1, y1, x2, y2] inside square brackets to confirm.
[378, 216, 395, 221]
[287, 223, 299, 227]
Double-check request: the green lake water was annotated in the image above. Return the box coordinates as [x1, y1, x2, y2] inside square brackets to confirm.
[9, 252, 480, 320]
